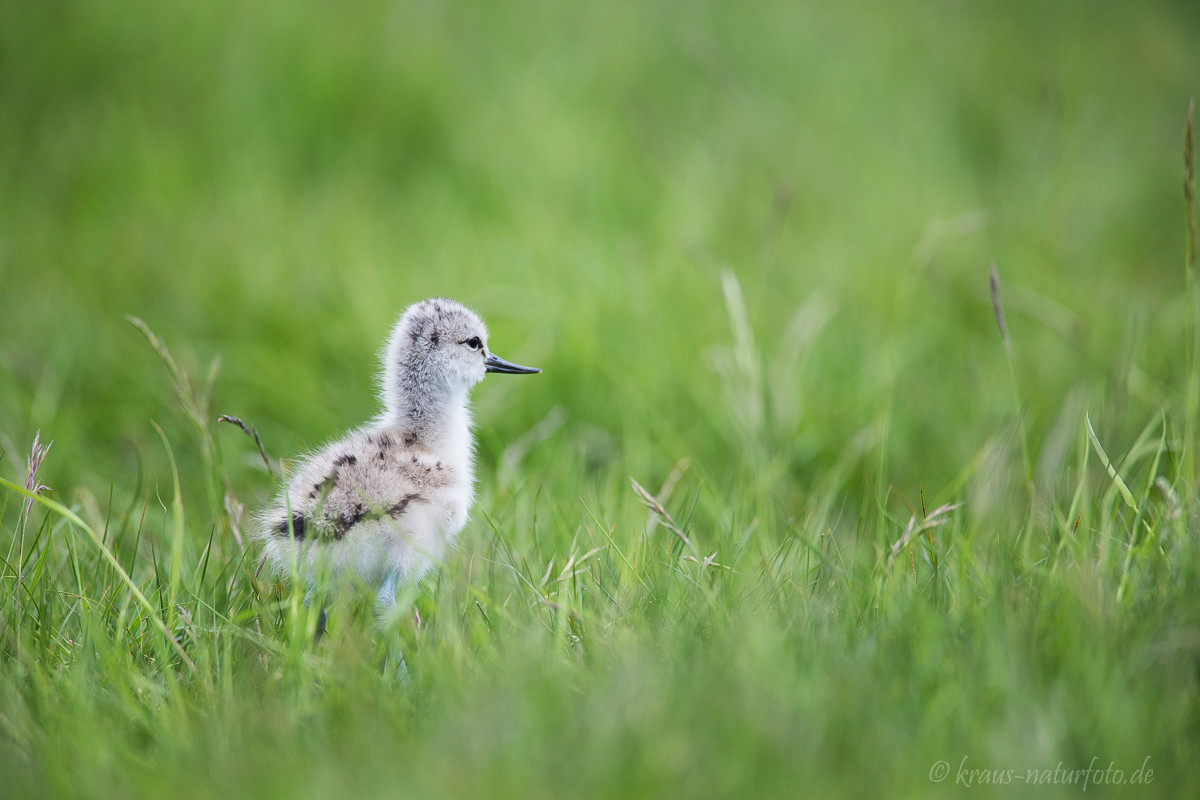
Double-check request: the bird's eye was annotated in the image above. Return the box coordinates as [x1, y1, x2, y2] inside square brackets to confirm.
[463, 336, 483, 350]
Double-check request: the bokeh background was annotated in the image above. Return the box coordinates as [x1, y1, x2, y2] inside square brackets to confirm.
[2, 1, 1199, 797]
[3, 0, 1196, 507]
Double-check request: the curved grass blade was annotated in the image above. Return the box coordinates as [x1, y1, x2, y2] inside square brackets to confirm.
[0, 476, 197, 674]
[1085, 412, 1138, 512]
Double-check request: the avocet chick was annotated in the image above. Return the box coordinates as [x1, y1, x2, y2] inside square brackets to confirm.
[258, 298, 539, 637]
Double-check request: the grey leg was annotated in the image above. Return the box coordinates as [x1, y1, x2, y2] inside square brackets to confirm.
[374, 570, 400, 615]
[374, 570, 408, 680]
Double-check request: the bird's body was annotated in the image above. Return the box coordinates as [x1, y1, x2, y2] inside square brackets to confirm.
[257, 298, 539, 604]
[260, 421, 474, 588]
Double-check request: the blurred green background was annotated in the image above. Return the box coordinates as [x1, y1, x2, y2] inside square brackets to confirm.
[3, 0, 1195, 505]
[2, 0, 1199, 797]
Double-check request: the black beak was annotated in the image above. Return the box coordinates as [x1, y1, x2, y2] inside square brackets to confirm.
[485, 353, 541, 374]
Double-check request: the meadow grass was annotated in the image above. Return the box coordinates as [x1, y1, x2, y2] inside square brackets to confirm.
[2, 1, 1200, 797]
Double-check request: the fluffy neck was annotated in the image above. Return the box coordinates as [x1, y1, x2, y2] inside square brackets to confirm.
[382, 383, 474, 458]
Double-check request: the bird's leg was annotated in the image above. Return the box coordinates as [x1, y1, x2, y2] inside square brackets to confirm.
[304, 582, 328, 646]
[374, 569, 408, 680]
[374, 569, 400, 616]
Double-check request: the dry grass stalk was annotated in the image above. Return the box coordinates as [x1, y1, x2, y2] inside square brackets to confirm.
[15, 431, 53, 661]
[1186, 99, 1196, 276]
[989, 261, 1011, 354]
[127, 315, 214, 436]
[20, 430, 52, 525]
[888, 502, 961, 566]
[630, 477, 694, 550]
[218, 414, 275, 479]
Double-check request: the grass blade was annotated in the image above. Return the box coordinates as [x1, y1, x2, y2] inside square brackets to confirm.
[1084, 412, 1138, 513]
[0, 476, 197, 674]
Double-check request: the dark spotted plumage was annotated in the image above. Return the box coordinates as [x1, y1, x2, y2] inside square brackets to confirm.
[276, 512, 307, 540]
[388, 494, 420, 518]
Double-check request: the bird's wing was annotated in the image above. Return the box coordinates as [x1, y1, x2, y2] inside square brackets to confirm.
[268, 431, 424, 543]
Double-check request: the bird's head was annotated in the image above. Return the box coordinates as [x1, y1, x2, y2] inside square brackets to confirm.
[381, 298, 540, 414]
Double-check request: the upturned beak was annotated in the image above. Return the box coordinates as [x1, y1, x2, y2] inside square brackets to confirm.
[485, 353, 541, 374]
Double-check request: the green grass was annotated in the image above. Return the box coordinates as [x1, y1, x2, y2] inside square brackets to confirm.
[2, 1, 1200, 797]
